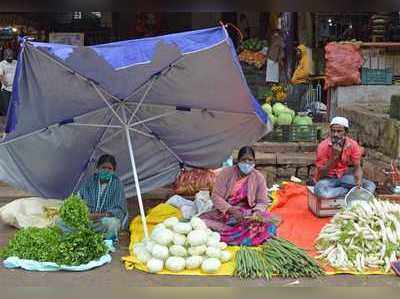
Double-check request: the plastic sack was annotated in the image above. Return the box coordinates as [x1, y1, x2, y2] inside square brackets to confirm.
[0, 197, 63, 229]
[166, 195, 194, 209]
[3, 240, 114, 272]
[173, 168, 216, 196]
[181, 204, 197, 220]
[324, 42, 364, 89]
[194, 190, 213, 216]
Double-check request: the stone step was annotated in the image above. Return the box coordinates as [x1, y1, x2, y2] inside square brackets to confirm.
[233, 151, 316, 167]
[253, 142, 317, 153]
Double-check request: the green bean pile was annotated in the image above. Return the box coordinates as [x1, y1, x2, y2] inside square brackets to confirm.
[233, 237, 324, 280]
[233, 247, 272, 280]
[261, 238, 324, 279]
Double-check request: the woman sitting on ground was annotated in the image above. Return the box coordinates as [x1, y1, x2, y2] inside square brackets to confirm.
[200, 146, 277, 246]
[58, 154, 128, 241]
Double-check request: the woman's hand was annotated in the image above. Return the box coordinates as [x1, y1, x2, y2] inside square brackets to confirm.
[90, 212, 111, 220]
[228, 206, 243, 221]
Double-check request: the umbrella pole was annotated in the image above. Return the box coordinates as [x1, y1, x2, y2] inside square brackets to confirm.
[122, 111, 150, 240]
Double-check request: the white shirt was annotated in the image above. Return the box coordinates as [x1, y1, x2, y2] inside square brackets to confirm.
[0, 60, 17, 92]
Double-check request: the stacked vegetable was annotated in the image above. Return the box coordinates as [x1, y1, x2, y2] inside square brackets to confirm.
[133, 216, 233, 274]
[316, 198, 400, 273]
[241, 38, 268, 52]
[262, 102, 313, 128]
[234, 237, 324, 279]
[0, 195, 108, 266]
[239, 50, 266, 69]
[265, 85, 287, 103]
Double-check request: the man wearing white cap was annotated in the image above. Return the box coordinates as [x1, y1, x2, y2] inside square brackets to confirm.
[314, 116, 376, 198]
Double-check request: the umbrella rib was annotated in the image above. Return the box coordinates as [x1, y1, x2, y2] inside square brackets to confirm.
[128, 127, 156, 139]
[72, 106, 122, 193]
[127, 76, 158, 126]
[90, 83, 125, 125]
[129, 111, 178, 128]
[122, 104, 184, 164]
[68, 123, 123, 129]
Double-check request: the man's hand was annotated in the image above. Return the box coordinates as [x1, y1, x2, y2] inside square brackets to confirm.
[331, 144, 342, 160]
[228, 206, 243, 221]
[354, 167, 363, 188]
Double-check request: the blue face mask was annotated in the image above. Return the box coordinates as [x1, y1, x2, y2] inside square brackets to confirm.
[238, 162, 255, 175]
[98, 169, 113, 181]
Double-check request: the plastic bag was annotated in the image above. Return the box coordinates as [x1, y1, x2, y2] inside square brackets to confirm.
[181, 204, 197, 220]
[324, 42, 364, 89]
[194, 190, 213, 216]
[166, 195, 194, 209]
[173, 168, 216, 196]
[0, 197, 62, 229]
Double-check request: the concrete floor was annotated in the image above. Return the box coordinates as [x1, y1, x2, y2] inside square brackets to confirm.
[1, 186, 400, 286]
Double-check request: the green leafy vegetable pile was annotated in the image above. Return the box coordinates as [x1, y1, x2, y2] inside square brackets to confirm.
[59, 194, 90, 229]
[0, 195, 108, 266]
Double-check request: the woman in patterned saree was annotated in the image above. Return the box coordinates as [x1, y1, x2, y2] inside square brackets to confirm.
[201, 146, 277, 246]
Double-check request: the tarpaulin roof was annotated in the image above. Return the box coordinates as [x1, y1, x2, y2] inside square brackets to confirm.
[0, 26, 272, 200]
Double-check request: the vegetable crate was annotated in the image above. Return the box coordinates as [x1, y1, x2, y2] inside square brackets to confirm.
[307, 188, 345, 217]
[361, 68, 393, 85]
[263, 125, 318, 143]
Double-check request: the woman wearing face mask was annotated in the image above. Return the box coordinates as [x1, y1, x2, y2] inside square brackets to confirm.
[200, 146, 276, 246]
[58, 154, 127, 241]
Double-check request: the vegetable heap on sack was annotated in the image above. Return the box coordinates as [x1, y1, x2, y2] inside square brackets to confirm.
[133, 216, 233, 274]
[234, 237, 324, 280]
[316, 198, 400, 273]
[0, 195, 108, 266]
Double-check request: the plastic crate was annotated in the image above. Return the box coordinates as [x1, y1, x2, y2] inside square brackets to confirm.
[361, 68, 393, 85]
[262, 125, 319, 143]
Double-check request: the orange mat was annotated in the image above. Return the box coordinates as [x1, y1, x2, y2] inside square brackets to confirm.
[271, 183, 393, 275]
[272, 182, 331, 256]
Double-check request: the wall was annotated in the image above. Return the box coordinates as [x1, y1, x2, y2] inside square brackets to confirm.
[330, 85, 400, 119]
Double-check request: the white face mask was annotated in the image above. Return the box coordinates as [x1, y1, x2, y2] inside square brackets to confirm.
[238, 162, 255, 175]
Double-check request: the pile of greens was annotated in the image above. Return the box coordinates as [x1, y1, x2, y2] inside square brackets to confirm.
[59, 194, 90, 229]
[0, 195, 108, 266]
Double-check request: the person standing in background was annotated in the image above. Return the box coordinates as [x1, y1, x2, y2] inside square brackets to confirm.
[238, 13, 251, 40]
[266, 30, 285, 85]
[0, 49, 17, 116]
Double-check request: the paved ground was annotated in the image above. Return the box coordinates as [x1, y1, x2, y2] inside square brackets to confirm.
[1, 184, 400, 287]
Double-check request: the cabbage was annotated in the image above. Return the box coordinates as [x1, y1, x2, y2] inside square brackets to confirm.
[267, 113, 276, 125]
[276, 112, 293, 126]
[293, 115, 313, 126]
[272, 103, 286, 116]
[284, 108, 296, 118]
[262, 103, 272, 115]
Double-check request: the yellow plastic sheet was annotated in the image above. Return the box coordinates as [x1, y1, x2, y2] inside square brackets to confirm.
[122, 204, 240, 275]
[122, 203, 393, 276]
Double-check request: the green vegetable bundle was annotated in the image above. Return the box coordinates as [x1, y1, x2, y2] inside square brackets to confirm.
[234, 247, 272, 280]
[0, 194, 108, 266]
[262, 238, 324, 279]
[0, 227, 61, 262]
[59, 194, 90, 229]
[57, 228, 107, 266]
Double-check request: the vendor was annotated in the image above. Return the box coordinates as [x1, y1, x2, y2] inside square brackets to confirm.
[200, 146, 276, 246]
[314, 117, 376, 198]
[59, 154, 128, 240]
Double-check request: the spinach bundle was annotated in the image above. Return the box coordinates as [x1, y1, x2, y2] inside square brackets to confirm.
[1, 194, 108, 266]
[59, 194, 90, 229]
[0, 227, 61, 262]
